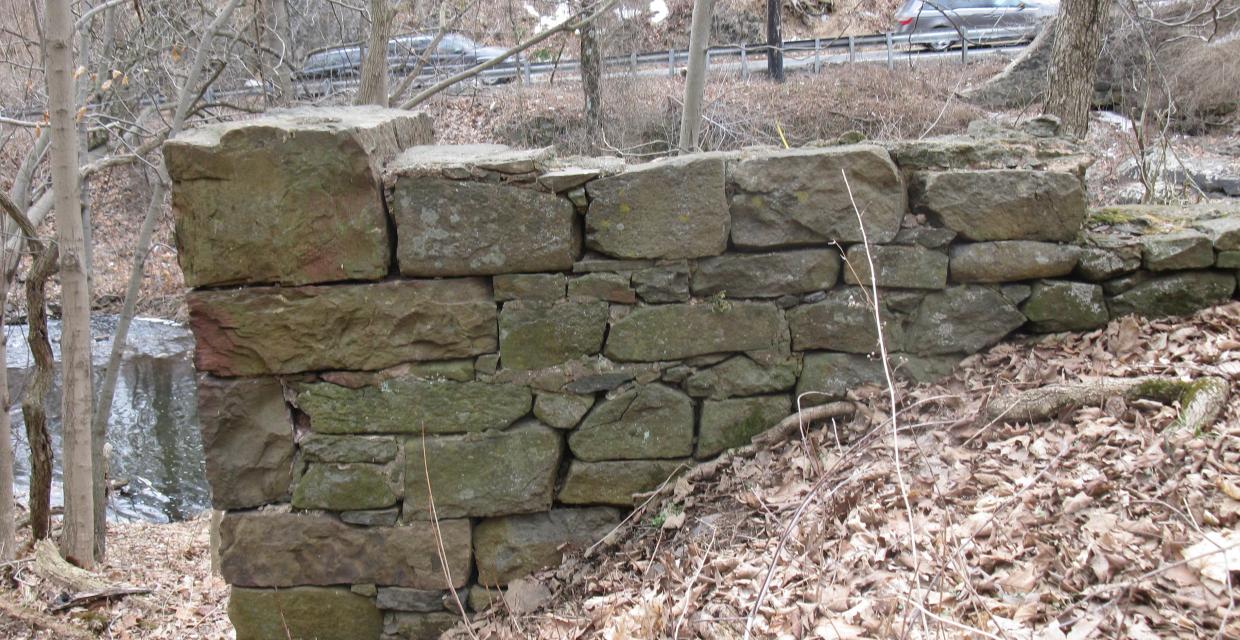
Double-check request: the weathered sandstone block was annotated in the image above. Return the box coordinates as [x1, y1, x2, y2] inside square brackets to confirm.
[569, 384, 694, 461]
[586, 155, 729, 259]
[403, 422, 561, 519]
[684, 355, 799, 399]
[904, 285, 1025, 354]
[387, 177, 579, 276]
[787, 288, 904, 353]
[696, 395, 792, 459]
[1021, 280, 1108, 333]
[189, 279, 496, 376]
[219, 512, 470, 589]
[730, 146, 906, 247]
[604, 302, 788, 361]
[1107, 271, 1236, 318]
[558, 459, 688, 506]
[911, 170, 1086, 241]
[167, 107, 430, 287]
[473, 508, 621, 585]
[229, 587, 382, 640]
[692, 249, 841, 298]
[499, 299, 609, 370]
[843, 244, 948, 289]
[291, 463, 398, 511]
[1141, 231, 1215, 271]
[297, 378, 531, 434]
[197, 376, 292, 509]
[949, 241, 1081, 283]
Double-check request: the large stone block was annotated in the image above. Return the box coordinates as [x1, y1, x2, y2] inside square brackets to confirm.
[1141, 231, 1215, 271]
[167, 107, 430, 287]
[696, 395, 792, 459]
[904, 286, 1025, 354]
[1194, 216, 1240, 251]
[388, 178, 579, 276]
[291, 463, 398, 511]
[691, 249, 841, 298]
[1107, 271, 1236, 319]
[300, 434, 399, 463]
[787, 288, 904, 354]
[473, 507, 621, 586]
[949, 241, 1080, 283]
[1021, 280, 1109, 333]
[197, 376, 293, 510]
[568, 384, 694, 461]
[911, 170, 1086, 241]
[230, 587, 382, 640]
[189, 279, 496, 377]
[383, 612, 461, 639]
[404, 422, 561, 519]
[532, 392, 595, 429]
[842, 244, 948, 289]
[499, 299, 609, 370]
[493, 273, 567, 301]
[558, 459, 689, 506]
[730, 146, 906, 248]
[604, 302, 788, 362]
[585, 155, 729, 259]
[219, 512, 470, 589]
[683, 355, 799, 399]
[297, 378, 530, 435]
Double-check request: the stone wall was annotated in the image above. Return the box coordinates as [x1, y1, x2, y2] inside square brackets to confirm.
[169, 108, 1240, 640]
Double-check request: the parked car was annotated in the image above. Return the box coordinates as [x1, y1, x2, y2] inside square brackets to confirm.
[894, 0, 1058, 50]
[297, 32, 515, 83]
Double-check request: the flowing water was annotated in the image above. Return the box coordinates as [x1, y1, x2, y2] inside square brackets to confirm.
[5, 316, 208, 523]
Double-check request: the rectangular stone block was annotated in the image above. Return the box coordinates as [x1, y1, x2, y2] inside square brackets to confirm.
[729, 146, 906, 248]
[403, 422, 561, 520]
[219, 512, 470, 589]
[843, 244, 948, 289]
[167, 107, 431, 287]
[603, 301, 788, 362]
[786, 288, 905, 353]
[911, 170, 1086, 241]
[949, 241, 1080, 283]
[585, 154, 729, 259]
[691, 249, 841, 298]
[230, 587, 382, 640]
[387, 177, 580, 276]
[197, 376, 293, 510]
[473, 508, 621, 586]
[296, 378, 531, 435]
[493, 273, 566, 301]
[696, 395, 792, 459]
[189, 279, 496, 376]
[558, 459, 688, 506]
[291, 462, 398, 511]
[499, 299, 609, 370]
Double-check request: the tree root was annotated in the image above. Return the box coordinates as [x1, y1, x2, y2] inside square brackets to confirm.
[983, 375, 1230, 433]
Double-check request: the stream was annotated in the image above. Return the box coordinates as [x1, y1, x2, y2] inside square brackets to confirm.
[5, 316, 208, 523]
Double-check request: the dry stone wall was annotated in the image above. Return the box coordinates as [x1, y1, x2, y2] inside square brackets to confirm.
[169, 108, 1240, 640]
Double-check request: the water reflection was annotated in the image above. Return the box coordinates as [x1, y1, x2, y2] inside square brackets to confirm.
[5, 317, 208, 523]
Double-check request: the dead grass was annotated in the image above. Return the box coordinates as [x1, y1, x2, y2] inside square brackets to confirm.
[462, 302, 1240, 639]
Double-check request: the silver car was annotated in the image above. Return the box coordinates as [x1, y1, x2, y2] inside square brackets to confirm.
[894, 0, 1058, 50]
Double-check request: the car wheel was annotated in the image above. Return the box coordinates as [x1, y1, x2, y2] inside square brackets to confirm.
[924, 29, 955, 51]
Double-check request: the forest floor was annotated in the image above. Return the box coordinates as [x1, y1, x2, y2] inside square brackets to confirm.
[0, 301, 1236, 639]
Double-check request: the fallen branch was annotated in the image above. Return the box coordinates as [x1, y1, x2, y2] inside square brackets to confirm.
[0, 598, 94, 639]
[982, 375, 1229, 433]
[48, 586, 151, 612]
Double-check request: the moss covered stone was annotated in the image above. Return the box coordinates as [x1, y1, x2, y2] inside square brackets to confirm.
[691, 249, 841, 298]
[1141, 231, 1215, 271]
[904, 285, 1024, 354]
[189, 279, 496, 377]
[787, 288, 904, 354]
[604, 302, 788, 362]
[229, 586, 382, 640]
[568, 273, 637, 303]
[493, 273, 567, 301]
[684, 355, 799, 399]
[297, 378, 531, 435]
[1107, 271, 1236, 318]
[1021, 280, 1108, 333]
[291, 463, 397, 510]
[843, 244, 948, 289]
[568, 384, 694, 461]
[300, 434, 398, 463]
[949, 241, 1080, 283]
[558, 459, 689, 506]
[532, 392, 595, 429]
[403, 421, 561, 519]
[499, 299, 609, 370]
[382, 612, 461, 640]
[911, 170, 1086, 241]
[473, 507, 621, 585]
[696, 395, 792, 459]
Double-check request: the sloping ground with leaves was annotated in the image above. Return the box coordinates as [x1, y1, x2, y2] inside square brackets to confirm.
[461, 302, 1240, 640]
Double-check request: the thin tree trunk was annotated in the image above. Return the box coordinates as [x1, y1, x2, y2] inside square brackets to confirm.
[580, 14, 602, 147]
[268, 0, 296, 104]
[1043, 0, 1109, 137]
[355, 0, 392, 106]
[44, 0, 95, 568]
[766, 0, 783, 82]
[0, 198, 14, 561]
[22, 240, 57, 543]
[678, 0, 714, 153]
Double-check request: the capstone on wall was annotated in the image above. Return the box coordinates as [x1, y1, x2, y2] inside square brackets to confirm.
[167, 108, 1240, 640]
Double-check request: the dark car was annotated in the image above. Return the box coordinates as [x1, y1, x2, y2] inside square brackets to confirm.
[297, 32, 514, 83]
[894, 0, 1058, 50]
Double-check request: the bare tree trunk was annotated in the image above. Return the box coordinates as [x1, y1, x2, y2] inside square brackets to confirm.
[268, 0, 296, 104]
[355, 0, 392, 106]
[44, 0, 95, 568]
[678, 0, 714, 153]
[1043, 0, 1110, 137]
[580, 14, 602, 147]
[766, 0, 783, 82]
[0, 198, 14, 561]
[22, 239, 57, 543]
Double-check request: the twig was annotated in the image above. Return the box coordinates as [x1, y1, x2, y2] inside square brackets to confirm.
[419, 427, 477, 639]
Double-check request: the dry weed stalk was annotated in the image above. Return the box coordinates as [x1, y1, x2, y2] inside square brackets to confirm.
[420, 428, 478, 640]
